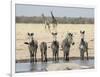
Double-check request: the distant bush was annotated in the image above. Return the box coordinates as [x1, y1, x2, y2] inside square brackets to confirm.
[16, 16, 94, 24]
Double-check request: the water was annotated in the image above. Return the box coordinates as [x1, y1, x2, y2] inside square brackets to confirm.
[16, 59, 94, 73]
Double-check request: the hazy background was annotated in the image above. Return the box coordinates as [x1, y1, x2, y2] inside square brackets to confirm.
[15, 4, 94, 24]
[16, 4, 94, 18]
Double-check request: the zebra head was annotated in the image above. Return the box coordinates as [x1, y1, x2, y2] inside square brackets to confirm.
[51, 32, 58, 41]
[80, 30, 85, 40]
[24, 33, 34, 45]
[66, 32, 75, 45]
[27, 32, 34, 43]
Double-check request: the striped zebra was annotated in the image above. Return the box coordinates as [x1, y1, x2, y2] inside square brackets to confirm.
[24, 33, 38, 63]
[79, 31, 88, 60]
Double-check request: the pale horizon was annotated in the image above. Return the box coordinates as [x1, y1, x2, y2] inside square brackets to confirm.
[16, 4, 94, 18]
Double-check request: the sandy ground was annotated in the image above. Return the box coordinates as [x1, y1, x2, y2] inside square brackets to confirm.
[16, 23, 94, 61]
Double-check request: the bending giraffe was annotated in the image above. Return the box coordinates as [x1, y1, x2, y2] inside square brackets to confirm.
[41, 13, 51, 33]
[51, 11, 57, 33]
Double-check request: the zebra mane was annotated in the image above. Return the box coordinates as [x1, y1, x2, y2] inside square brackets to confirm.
[80, 38, 85, 45]
[30, 39, 35, 46]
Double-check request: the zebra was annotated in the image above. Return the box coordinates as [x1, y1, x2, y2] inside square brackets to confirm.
[79, 31, 88, 60]
[61, 33, 75, 61]
[40, 42, 47, 62]
[24, 33, 38, 63]
[51, 32, 59, 61]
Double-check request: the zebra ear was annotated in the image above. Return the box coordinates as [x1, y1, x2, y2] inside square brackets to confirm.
[83, 31, 85, 34]
[27, 33, 30, 36]
[71, 33, 73, 36]
[31, 33, 34, 36]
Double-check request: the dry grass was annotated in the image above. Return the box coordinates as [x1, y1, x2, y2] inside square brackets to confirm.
[16, 23, 94, 60]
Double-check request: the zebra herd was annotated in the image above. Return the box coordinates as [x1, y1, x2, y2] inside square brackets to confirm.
[24, 30, 89, 63]
[24, 11, 88, 63]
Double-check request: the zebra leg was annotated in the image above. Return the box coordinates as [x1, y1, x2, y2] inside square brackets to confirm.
[29, 50, 32, 63]
[65, 52, 67, 61]
[82, 52, 84, 60]
[35, 50, 37, 62]
[41, 51, 43, 62]
[67, 53, 69, 61]
[45, 51, 47, 62]
[30, 52, 34, 63]
[53, 51, 55, 61]
[32, 52, 34, 62]
[80, 50, 82, 60]
[81, 50, 84, 60]
[56, 51, 58, 60]
[86, 49, 89, 60]
[80, 50, 81, 60]
[57, 51, 59, 61]
[30, 54, 33, 63]
[64, 51, 65, 60]
[55, 52, 56, 61]
[66, 52, 69, 61]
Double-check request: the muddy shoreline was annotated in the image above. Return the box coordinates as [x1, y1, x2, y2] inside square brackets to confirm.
[16, 57, 94, 63]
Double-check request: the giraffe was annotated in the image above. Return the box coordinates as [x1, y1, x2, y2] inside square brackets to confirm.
[50, 11, 57, 33]
[41, 13, 51, 33]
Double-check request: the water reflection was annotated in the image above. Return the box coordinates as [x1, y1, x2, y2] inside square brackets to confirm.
[30, 62, 48, 72]
[16, 59, 94, 73]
